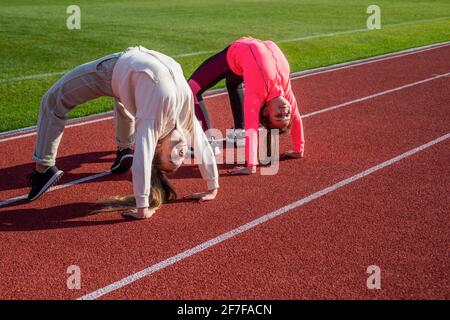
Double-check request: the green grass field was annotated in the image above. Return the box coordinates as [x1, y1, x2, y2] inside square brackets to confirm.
[0, 0, 449, 133]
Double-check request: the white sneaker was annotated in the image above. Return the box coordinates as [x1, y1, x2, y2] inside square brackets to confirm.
[209, 137, 221, 155]
[226, 128, 245, 147]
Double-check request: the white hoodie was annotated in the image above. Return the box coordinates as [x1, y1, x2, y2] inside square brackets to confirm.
[111, 46, 219, 208]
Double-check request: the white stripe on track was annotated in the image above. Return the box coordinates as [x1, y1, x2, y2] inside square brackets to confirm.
[0, 195, 28, 207]
[77, 132, 450, 300]
[1, 71, 448, 208]
[0, 116, 114, 143]
[290, 42, 450, 79]
[302, 72, 450, 119]
[1, 16, 448, 84]
[0, 110, 116, 138]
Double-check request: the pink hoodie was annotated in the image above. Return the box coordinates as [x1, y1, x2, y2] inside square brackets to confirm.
[226, 37, 305, 167]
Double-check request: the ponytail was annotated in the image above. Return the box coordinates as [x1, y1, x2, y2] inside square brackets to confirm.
[99, 154, 177, 212]
[148, 165, 177, 209]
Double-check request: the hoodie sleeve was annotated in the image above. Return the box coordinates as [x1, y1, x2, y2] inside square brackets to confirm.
[192, 117, 219, 190]
[128, 69, 170, 209]
[240, 52, 267, 168]
[132, 118, 161, 208]
[285, 89, 305, 153]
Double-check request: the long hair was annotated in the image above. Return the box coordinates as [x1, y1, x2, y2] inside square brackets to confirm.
[259, 104, 292, 157]
[99, 154, 177, 212]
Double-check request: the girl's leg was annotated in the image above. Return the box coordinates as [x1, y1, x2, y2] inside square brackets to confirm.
[225, 71, 244, 129]
[110, 98, 135, 173]
[33, 55, 118, 168]
[188, 47, 230, 132]
[114, 99, 135, 150]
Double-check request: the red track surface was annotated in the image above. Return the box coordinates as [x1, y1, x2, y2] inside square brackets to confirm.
[0, 45, 449, 300]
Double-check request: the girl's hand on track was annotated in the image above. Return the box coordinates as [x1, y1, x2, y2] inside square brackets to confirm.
[122, 207, 156, 219]
[281, 150, 304, 159]
[184, 188, 218, 202]
[227, 166, 256, 175]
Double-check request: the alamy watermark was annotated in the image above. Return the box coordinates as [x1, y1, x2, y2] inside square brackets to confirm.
[183, 128, 282, 175]
[67, 265, 81, 290]
[66, 5, 81, 30]
[366, 265, 381, 290]
[367, 5, 382, 30]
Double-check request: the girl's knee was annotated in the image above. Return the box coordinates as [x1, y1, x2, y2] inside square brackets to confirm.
[41, 89, 69, 120]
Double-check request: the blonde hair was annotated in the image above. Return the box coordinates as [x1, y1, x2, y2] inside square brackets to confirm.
[100, 154, 177, 212]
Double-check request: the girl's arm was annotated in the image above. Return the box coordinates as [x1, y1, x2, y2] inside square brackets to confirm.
[132, 118, 159, 209]
[285, 89, 305, 156]
[123, 117, 163, 219]
[186, 117, 219, 200]
[239, 44, 270, 170]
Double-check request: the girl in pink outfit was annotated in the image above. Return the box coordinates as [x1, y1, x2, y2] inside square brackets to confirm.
[188, 37, 305, 174]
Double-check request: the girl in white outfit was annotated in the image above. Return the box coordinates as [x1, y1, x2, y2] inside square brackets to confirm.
[28, 46, 219, 219]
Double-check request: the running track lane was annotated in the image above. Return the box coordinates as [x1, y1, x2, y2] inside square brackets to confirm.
[0, 47, 449, 299]
[91, 76, 450, 300]
[96, 138, 450, 300]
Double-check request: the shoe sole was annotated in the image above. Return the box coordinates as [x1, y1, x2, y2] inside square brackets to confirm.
[28, 170, 64, 202]
[110, 154, 134, 174]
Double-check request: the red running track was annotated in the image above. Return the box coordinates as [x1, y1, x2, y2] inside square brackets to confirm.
[0, 44, 449, 299]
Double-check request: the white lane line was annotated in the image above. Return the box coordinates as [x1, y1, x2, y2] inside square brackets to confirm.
[0, 110, 116, 137]
[1, 41, 449, 140]
[51, 171, 111, 191]
[0, 172, 111, 207]
[1, 16, 448, 84]
[0, 195, 27, 207]
[290, 42, 450, 79]
[0, 116, 114, 143]
[1, 71, 448, 207]
[77, 132, 450, 300]
[302, 72, 450, 119]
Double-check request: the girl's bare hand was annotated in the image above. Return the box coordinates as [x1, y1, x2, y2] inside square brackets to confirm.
[122, 207, 156, 219]
[184, 188, 218, 202]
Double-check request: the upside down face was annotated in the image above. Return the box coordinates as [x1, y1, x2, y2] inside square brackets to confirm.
[264, 96, 292, 129]
[156, 128, 188, 172]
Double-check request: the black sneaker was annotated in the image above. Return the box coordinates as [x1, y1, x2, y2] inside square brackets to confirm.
[27, 166, 64, 201]
[110, 148, 134, 174]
